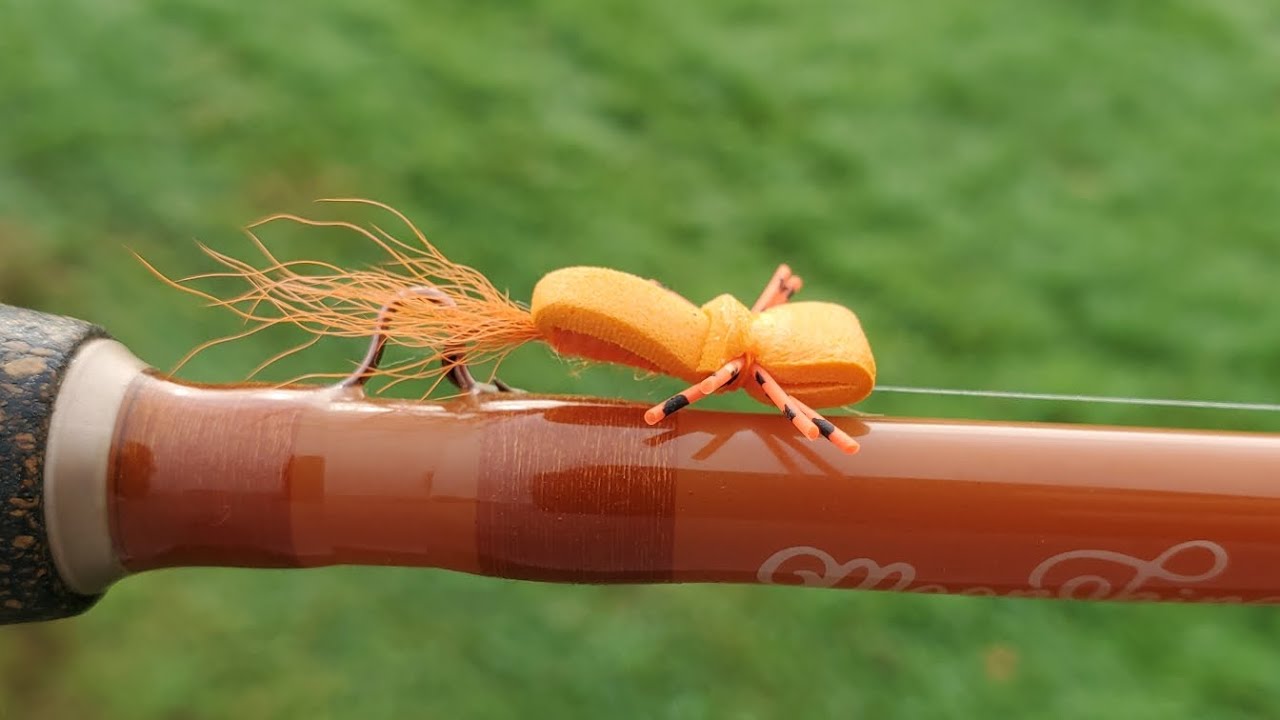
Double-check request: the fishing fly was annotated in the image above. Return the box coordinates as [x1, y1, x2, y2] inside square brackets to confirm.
[141, 198, 876, 454]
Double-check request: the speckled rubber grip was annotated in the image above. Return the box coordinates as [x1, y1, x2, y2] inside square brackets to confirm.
[0, 303, 107, 623]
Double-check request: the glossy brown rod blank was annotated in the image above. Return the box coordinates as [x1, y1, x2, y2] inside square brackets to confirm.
[109, 374, 1280, 604]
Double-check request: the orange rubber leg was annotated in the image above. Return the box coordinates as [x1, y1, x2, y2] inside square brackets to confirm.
[644, 356, 747, 425]
[751, 264, 804, 313]
[750, 366, 820, 440]
[789, 397, 860, 454]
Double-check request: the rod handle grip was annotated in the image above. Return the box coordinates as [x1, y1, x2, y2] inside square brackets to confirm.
[0, 303, 106, 623]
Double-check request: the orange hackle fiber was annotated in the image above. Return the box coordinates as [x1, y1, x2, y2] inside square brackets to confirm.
[145, 199, 876, 452]
[138, 198, 540, 390]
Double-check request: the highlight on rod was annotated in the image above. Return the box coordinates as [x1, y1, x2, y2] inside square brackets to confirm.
[137, 198, 877, 453]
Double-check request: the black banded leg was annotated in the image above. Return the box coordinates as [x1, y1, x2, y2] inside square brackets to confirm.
[644, 356, 748, 425]
[751, 366, 821, 440]
[782, 395, 861, 454]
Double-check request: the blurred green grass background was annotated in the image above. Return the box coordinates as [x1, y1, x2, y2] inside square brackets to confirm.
[3, 0, 1280, 717]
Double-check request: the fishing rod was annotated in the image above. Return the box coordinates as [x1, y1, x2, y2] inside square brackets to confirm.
[4, 300, 1280, 626]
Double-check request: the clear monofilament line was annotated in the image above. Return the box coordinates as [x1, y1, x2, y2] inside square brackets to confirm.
[875, 385, 1280, 413]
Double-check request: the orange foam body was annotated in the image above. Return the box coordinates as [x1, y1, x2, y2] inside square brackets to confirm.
[530, 267, 876, 409]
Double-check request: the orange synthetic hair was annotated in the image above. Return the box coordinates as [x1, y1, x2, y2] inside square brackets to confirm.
[137, 198, 540, 390]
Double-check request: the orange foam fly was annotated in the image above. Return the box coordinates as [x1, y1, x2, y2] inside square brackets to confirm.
[144, 199, 877, 454]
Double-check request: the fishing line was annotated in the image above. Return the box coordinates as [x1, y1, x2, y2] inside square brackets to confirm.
[875, 385, 1280, 413]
